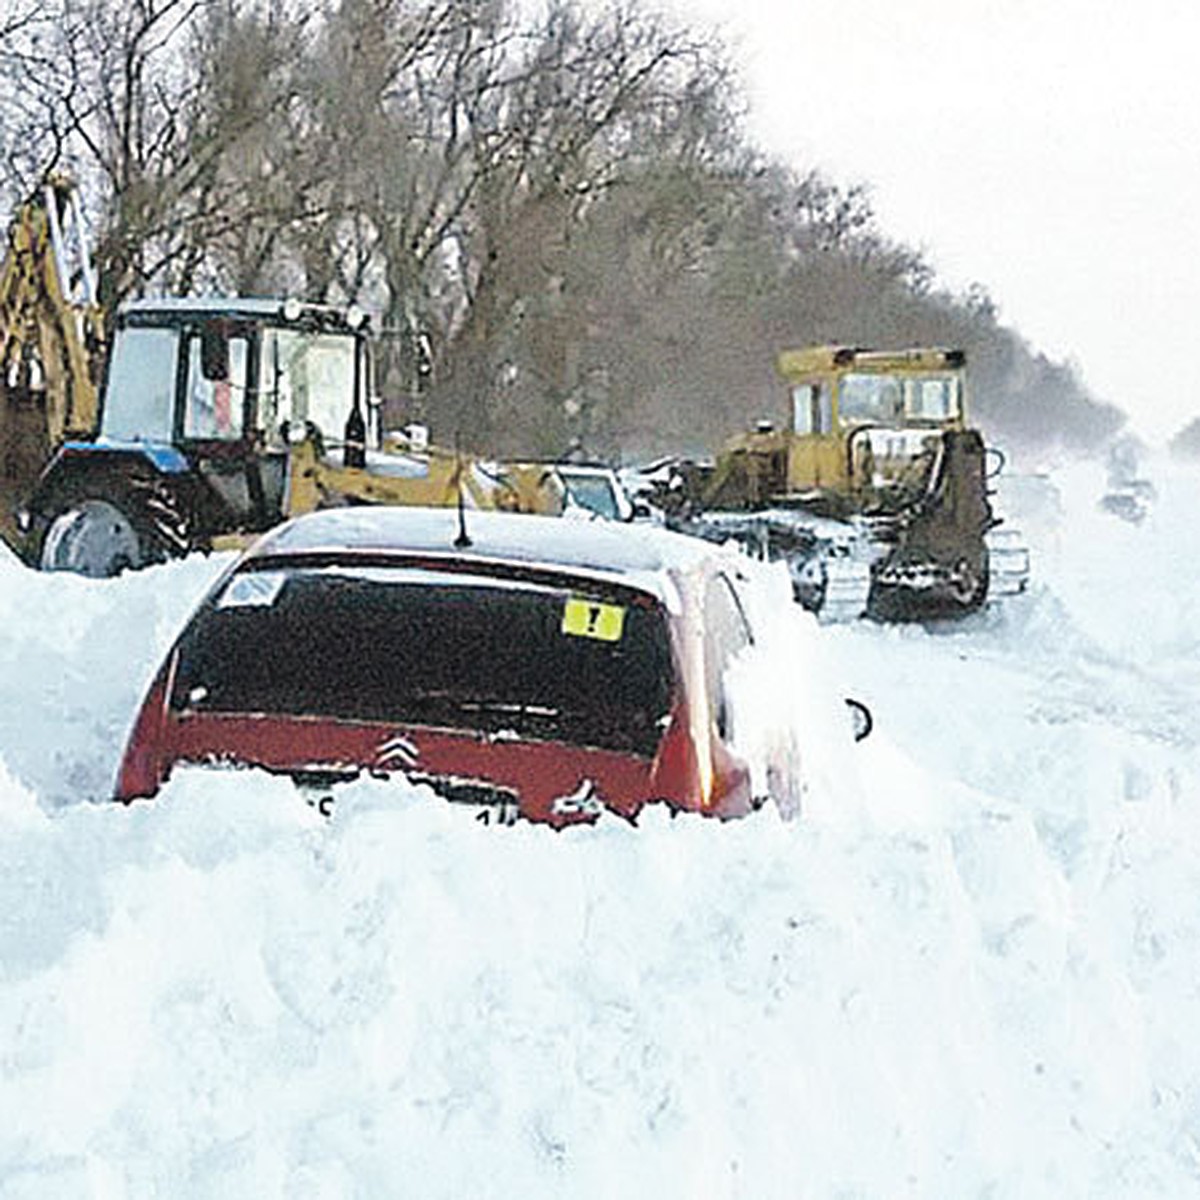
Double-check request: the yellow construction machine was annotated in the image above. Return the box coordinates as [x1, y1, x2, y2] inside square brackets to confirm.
[0, 181, 562, 577]
[0, 174, 105, 552]
[657, 345, 1029, 620]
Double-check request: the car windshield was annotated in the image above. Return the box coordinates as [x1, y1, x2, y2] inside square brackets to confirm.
[561, 473, 622, 520]
[170, 564, 675, 758]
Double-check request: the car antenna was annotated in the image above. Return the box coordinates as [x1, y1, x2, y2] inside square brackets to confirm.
[453, 432, 472, 549]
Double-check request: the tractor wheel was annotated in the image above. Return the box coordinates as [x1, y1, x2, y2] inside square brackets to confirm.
[39, 498, 145, 577]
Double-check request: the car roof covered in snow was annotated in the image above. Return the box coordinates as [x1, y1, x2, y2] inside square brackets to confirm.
[554, 463, 621, 478]
[241, 506, 726, 598]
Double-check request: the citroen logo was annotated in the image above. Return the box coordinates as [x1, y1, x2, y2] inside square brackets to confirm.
[374, 734, 420, 770]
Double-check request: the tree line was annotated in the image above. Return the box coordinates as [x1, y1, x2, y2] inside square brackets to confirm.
[0, 0, 1123, 460]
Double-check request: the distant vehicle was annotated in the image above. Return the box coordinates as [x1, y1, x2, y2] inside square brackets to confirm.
[554, 462, 636, 522]
[1099, 478, 1155, 524]
[1100, 437, 1155, 524]
[115, 507, 837, 825]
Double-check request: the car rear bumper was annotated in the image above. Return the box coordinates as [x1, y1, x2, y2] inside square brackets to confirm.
[156, 713, 672, 826]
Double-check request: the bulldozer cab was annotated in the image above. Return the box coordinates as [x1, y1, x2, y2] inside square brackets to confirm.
[776, 346, 968, 496]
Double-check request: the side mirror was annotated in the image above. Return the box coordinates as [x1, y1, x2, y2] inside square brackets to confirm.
[364, 394, 384, 448]
[343, 402, 367, 469]
[403, 422, 430, 451]
[845, 697, 873, 743]
[200, 321, 230, 382]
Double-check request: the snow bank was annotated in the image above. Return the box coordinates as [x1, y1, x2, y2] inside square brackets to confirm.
[0, 549, 232, 807]
[4, 460, 1200, 1196]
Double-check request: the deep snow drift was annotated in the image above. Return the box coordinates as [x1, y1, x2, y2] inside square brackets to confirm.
[2, 458, 1199, 1198]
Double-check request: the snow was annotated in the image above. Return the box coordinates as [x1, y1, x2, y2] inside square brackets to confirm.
[3, 459, 1200, 1196]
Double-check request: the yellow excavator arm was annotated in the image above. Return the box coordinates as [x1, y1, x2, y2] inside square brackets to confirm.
[0, 174, 105, 551]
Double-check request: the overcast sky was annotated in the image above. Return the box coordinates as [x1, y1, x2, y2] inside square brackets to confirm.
[666, 0, 1200, 444]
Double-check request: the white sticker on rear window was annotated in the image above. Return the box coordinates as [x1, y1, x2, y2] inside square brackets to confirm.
[217, 571, 287, 609]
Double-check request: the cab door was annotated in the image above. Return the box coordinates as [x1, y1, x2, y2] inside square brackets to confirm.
[786, 378, 846, 491]
[177, 322, 280, 532]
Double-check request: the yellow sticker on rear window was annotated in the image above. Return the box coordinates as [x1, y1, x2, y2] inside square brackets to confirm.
[561, 597, 626, 642]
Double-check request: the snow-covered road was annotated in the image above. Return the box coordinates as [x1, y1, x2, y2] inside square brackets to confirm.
[1, 458, 1197, 1197]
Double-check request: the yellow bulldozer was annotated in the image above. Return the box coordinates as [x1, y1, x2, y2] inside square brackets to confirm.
[655, 345, 1030, 620]
[0, 179, 564, 577]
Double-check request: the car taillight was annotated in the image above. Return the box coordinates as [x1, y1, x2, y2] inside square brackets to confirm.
[649, 697, 754, 820]
[706, 737, 754, 820]
[114, 653, 175, 802]
[649, 698, 701, 810]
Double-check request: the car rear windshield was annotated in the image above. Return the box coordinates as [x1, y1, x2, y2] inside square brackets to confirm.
[170, 564, 676, 758]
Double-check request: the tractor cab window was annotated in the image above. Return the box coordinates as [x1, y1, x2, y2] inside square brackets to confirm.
[791, 382, 832, 435]
[837, 374, 903, 426]
[100, 326, 178, 443]
[904, 376, 960, 421]
[184, 334, 248, 440]
[262, 329, 357, 448]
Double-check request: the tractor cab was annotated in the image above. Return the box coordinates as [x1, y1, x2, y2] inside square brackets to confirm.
[24, 297, 373, 576]
[97, 297, 372, 522]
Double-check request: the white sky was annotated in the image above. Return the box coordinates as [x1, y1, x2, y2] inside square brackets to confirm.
[665, 0, 1200, 444]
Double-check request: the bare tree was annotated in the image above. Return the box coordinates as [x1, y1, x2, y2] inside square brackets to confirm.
[414, 0, 735, 449]
[0, 0, 80, 203]
[0, 0, 1118, 455]
[1, 0, 312, 309]
[171, 0, 315, 294]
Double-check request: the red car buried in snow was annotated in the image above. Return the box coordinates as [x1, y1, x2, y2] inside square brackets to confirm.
[115, 506, 808, 825]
